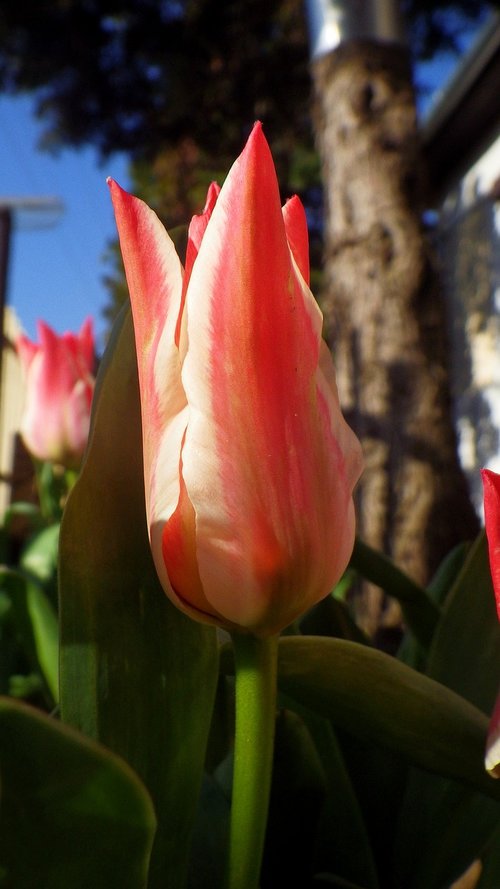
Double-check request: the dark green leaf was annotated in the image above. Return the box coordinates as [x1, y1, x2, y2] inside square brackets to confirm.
[0, 696, 155, 889]
[261, 709, 328, 887]
[277, 636, 499, 801]
[20, 523, 60, 586]
[426, 532, 500, 715]
[188, 773, 230, 889]
[278, 694, 379, 889]
[350, 539, 440, 649]
[398, 542, 470, 670]
[392, 533, 500, 888]
[0, 567, 58, 704]
[300, 594, 369, 645]
[393, 777, 500, 889]
[59, 307, 219, 889]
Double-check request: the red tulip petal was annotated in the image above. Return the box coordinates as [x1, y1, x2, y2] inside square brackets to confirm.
[78, 317, 95, 372]
[16, 334, 38, 371]
[282, 195, 310, 286]
[181, 123, 362, 634]
[176, 181, 221, 349]
[482, 468, 500, 620]
[108, 179, 188, 591]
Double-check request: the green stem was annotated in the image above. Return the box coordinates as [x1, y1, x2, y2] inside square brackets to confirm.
[228, 632, 278, 889]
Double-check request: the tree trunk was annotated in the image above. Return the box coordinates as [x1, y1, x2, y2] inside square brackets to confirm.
[312, 40, 480, 635]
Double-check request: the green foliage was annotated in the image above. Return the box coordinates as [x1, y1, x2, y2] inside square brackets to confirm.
[59, 306, 219, 888]
[0, 696, 155, 888]
[2, 301, 499, 887]
[0, 477, 62, 708]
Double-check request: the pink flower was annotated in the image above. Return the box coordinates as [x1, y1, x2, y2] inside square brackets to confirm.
[108, 122, 363, 636]
[481, 468, 500, 776]
[16, 318, 95, 468]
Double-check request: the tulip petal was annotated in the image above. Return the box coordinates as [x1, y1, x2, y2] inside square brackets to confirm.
[16, 320, 95, 467]
[481, 469, 500, 621]
[181, 123, 362, 634]
[65, 378, 93, 457]
[282, 195, 310, 286]
[16, 334, 38, 372]
[78, 317, 95, 372]
[176, 182, 221, 350]
[185, 182, 221, 280]
[107, 179, 190, 601]
[108, 179, 207, 620]
[21, 323, 78, 462]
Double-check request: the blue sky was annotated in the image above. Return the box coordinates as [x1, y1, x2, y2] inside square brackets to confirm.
[0, 28, 483, 357]
[0, 95, 129, 355]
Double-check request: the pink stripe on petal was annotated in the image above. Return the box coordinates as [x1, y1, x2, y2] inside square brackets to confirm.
[65, 378, 93, 456]
[282, 195, 310, 286]
[177, 181, 221, 348]
[108, 179, 187, 534]
[181, 123, 361, 634]
[78, 317, 95, 371]
[186, 182, 221, 272]
[16, 334, 38, 372]
[482, 469, 500, 621]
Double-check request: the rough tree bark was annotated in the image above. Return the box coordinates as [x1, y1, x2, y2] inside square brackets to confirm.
[312, 41, 480, 635]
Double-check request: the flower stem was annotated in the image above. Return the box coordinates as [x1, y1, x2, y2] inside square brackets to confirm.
[227, 632, 278, 889]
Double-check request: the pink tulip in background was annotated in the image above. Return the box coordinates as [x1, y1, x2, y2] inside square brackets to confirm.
[16, 318, 95, 469]
[481, 468, 500, 776]
[109, 122, 363, 637]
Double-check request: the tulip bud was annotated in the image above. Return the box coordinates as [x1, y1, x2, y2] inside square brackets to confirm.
[16, 318, 95, 469]
[109, 123, 363, 636]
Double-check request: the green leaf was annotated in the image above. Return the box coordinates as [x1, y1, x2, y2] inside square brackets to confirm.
[0, 696, 155, 888]
[350, 539, 440, 649]
[262, 709, 328, 886]
[392, 532, 500, 888]
[20, 523, 60, 586]
[393, 778, 500, 889]
[277, 636, 499, 801]
[278, 694, 379, 888]
[2, 501, 44, 532]
[187, 772, 230, 889]
[426, 532, 500, 715]
[0, 567, 59, 704]
[398, 542, 470, 670]
[300, 594, 369, 645]
[59, 307, 219, 889]
[478, 819, 500, 886]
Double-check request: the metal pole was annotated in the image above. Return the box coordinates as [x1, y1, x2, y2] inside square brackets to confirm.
[305, 0, 406, 58]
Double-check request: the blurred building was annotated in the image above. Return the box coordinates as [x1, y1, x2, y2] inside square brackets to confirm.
[0, 306, 30, 516]
[422, 13, 500, 512]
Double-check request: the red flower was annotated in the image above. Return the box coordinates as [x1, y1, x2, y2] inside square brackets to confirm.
[16, 319, 95, 468]
[109, 123, 363, 636]
[481, 468, 500, 776]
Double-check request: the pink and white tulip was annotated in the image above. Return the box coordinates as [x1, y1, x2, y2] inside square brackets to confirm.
[109, 122, 363, 636]
[16, 318, 95, 468]
[481, 468, 500, 776]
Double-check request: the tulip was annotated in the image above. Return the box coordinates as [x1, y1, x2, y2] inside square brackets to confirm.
[16, 318, 95, 468]
[108, 122, 363, 637]
[481, 468, 500, 776]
